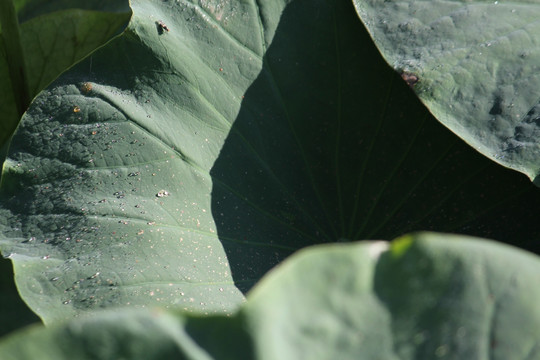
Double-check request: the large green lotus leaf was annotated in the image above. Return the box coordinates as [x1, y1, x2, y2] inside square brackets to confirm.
[0, 0, 265, 324]
[243, 233, 540, 359]
[0, 233, 538, 359]
[2, 0, 540, 326]
[0, 1, 130, 152]
[0, 0, 130, 333]
[353, 0, 540, 184]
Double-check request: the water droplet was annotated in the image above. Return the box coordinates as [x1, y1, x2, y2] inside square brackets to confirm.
[156, 190, 170, 197]
[114, 191, 125, 199]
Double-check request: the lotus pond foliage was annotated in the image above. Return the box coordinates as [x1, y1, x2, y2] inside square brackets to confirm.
[0, 0, 539, 359]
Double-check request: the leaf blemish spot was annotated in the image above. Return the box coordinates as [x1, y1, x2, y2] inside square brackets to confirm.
[400, 71, 419, 88]
[81, 82, 92, 93]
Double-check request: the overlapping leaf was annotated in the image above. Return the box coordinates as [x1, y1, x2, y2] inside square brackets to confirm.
[353, 0, 540, 184]
[0, 0, 130, 151]
[0, 0, 130, 334]
[0, 233, 538, 360]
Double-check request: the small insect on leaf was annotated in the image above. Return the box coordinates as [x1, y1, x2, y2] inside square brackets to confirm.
[156, 20, 169, 35]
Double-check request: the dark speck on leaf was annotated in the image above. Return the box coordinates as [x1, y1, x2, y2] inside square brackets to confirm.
[489, 96, 503, 115]
[156, 20, 169, 35]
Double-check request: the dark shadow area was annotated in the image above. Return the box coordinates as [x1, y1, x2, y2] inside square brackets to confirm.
[17, 0, 131, 23]
[184, 313, 254, 359]
[211, 0, 540, 293]
[0, 256, 40, 336]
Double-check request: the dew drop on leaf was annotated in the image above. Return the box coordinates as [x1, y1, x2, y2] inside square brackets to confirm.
[156, 190, 170, 197]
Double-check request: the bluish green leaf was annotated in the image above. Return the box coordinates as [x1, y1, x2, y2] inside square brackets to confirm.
[0, 0, 131, 333]
[0, 0, 130, 152]
[0, 233, 538, 359]
[353, 0, 540, 184]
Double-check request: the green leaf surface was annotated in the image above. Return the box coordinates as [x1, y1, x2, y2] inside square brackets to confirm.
[0, 233, 538, 359]
[1, 5, 130, 326]
[20, 9, 131, 97]
[1, 0, 261, 324]
[0, 0, 130, 153]
[353, 0, 540, 184]
[243, 233, 540, 359]
[1, 0, 540, 327]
